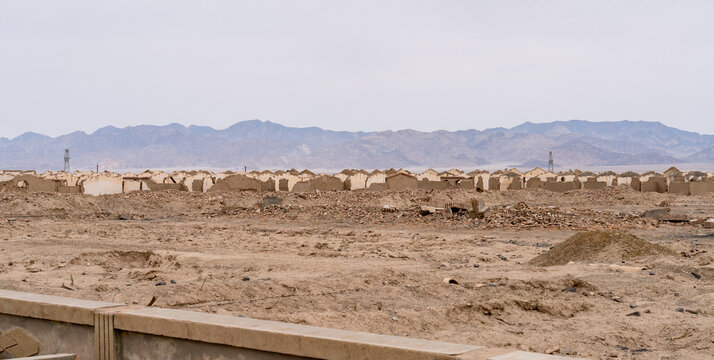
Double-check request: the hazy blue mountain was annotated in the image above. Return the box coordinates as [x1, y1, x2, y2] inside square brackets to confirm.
[510, 120, 714, 157]
[0, 120, 711, 171]
[684, 145, 714, 162]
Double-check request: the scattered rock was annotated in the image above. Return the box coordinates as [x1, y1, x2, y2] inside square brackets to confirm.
[675, 307, 684, 312]
[155, 281, 166, 286]
[626, 311, 641, 317]
[419, 205, 438, 216]
[691, 272, 701, 280]
[170, 280, 176, 284]
[259, 196, 283, 209]
[242, 277, 250, 281]
[562, 287, 577, 293]
[641, 208, 669, 219]
[703, 218, 714, 229]
[118, 214, 133, 221]
[443, 278, 459, 285]
[660, 214, 690, 223]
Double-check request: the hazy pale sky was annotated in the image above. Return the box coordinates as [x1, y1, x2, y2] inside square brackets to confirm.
[1, 1, 713, 139]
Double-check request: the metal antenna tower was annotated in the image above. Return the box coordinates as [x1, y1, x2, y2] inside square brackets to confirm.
[548, 151, 554, 172]
[64, 149, 70, 172]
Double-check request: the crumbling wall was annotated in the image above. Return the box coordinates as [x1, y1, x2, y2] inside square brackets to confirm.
[668, 181, 689, 195]
[543, 181, 578, 193]
[123, 180, 144, 193]
[307, 176, 343, 191]
[366, 173, 386, 189]
[641, 177, 667, 193]
[209, 174, 265, 192]
[344, 173, 367, 190]
[292, 181, 310, 193]
[82, 176, 123, 196]
[386, 174, 418, 190]
[418, 180, 450, 190]
[506, 177, 522, 190]
[488, 177, 501, 191]
[279, 179, 289, 191]
[526, 177, 545, 189]
[0, 175, 61, 193]
[416, 170, 440, 182]
[690, 181, 708, 196]
[582, 178, 607, 190]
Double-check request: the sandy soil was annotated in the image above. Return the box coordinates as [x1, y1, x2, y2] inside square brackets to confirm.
[0, 187, 712, 359]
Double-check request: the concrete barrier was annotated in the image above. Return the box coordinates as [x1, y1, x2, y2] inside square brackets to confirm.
[0, 289, 584, 360]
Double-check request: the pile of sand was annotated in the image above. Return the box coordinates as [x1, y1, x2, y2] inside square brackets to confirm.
[529, 231, 674, 266]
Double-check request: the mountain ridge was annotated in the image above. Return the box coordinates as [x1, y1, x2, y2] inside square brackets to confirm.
[1, 120, 712, 171]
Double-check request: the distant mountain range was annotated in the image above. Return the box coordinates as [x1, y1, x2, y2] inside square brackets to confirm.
[1, 120, 712, 171]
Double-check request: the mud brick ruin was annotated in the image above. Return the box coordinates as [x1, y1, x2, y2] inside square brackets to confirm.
[1, 166, 711, 196]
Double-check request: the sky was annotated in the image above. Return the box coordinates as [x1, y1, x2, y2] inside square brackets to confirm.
[1, 1, 713, 139]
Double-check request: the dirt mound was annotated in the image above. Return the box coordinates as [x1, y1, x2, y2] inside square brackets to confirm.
[529, 231, 674, 266]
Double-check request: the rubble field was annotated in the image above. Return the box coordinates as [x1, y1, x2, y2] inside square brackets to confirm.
[0, 186, 712, 359]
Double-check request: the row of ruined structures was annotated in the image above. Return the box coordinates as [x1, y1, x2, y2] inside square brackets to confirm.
[1, 166, 713, 196]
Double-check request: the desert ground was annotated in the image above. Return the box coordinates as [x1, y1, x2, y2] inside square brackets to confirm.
[0, 186, 712, 359]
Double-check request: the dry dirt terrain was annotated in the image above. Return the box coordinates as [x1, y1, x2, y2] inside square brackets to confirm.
[0, 186, 712, 359]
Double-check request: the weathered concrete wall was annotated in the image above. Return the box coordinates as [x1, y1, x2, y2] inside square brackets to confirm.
[5, 289, 564, 360]
[117, 331, 310, 360]
[0, 313, 94, 359]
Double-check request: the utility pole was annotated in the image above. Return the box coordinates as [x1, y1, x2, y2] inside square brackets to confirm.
[548, 151, 554, 172]
[63, 149, 70, 172]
